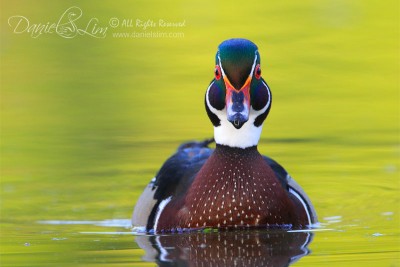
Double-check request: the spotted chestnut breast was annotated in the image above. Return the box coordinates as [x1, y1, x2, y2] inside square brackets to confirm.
[156, 145, 303, 231]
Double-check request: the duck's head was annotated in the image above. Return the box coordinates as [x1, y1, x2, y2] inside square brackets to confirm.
[205, 38, 272, 149]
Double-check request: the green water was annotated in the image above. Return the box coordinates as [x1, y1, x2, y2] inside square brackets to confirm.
[1, 1, 399, 266]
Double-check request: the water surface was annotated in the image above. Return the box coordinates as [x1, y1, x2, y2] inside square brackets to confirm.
[1, 1, 399, 266]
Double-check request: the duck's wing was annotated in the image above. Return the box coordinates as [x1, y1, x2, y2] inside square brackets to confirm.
[132, 139, 214, 231]
[263, 156, 318, 225]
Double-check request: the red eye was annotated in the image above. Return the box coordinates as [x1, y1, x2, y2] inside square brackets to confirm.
[215, 65, 221, 80]
[255, 64, 261, 79]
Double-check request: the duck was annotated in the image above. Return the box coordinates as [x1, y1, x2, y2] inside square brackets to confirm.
[132, 38, 317, 233]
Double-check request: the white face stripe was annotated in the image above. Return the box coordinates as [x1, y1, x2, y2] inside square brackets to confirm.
[217, 54, 227, 78]
[261, 80, 272, 114]
[205, 81, 221, 119]
[217, 51, 258, 85]
[248, 52, 258, 78]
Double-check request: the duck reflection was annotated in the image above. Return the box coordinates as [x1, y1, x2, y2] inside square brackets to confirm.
[135, 230, 313, 266]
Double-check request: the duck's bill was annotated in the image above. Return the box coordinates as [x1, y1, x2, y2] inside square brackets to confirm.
[224, 75, 251, 129]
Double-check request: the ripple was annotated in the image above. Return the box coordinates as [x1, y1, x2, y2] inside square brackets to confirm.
[37, 219, 132, 228]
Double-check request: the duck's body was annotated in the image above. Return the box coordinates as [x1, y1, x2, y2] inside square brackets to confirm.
[132, 39, 317, 232]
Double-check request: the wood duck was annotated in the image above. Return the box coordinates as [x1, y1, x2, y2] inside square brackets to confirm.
[132, 38, 317, 233]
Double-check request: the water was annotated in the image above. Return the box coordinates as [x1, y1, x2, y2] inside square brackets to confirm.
[1, 1, 399, 266]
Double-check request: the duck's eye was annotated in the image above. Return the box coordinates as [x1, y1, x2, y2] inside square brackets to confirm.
[215, 65, 221, 80]
[255, 64, 261, 79]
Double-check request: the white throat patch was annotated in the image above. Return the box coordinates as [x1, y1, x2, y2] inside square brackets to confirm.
[205, 80, 271, 149]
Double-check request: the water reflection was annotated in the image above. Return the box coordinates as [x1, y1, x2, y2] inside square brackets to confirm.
[135, 230, 313, 266]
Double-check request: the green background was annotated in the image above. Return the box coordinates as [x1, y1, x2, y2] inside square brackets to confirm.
[1, 0, 399, 266]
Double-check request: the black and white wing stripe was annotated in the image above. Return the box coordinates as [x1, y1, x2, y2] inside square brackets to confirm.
[263, 156, 317, 225]
[132, 139, 214, 231]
